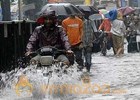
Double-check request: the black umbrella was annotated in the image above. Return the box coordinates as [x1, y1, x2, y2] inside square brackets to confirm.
[39, 3, 83, 16]
[76, 5, 99, 15]
[37, 3, 83, 25]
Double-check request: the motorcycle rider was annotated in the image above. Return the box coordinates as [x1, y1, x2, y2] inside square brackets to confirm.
[25, 10, 72, 65]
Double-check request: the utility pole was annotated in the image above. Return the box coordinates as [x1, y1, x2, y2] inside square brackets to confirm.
[18, 0, 21, 20]
[1, 0, 11, 21]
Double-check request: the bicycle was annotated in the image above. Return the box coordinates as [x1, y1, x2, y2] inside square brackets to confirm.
[95, 30, 108, 56]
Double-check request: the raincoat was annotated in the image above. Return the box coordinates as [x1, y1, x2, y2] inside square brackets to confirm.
[26, 25, 71, 52]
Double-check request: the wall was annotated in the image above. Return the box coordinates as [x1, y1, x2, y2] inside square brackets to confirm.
[128, 0, 140, 7]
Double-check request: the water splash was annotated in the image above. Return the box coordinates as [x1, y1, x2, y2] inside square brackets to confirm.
[0, 63, 82, 100]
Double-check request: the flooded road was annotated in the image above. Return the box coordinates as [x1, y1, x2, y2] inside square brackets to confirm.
[78, 44, 140, 100]
[84, 52, 140, 100]
[0, 44, 140, 100]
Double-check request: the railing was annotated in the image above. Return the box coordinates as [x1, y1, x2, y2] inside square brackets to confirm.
[0, 20, 38, 72]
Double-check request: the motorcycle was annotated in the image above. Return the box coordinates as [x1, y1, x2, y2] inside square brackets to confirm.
[22, 46, 77, 76]
[29, 46, 69, 66]
[14, 46, 83, 99]
[94, 30, 108, 56]
[0, 47, 89, 99]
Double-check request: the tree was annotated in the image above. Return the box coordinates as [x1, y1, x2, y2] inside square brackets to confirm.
[1, 0, 11, 21]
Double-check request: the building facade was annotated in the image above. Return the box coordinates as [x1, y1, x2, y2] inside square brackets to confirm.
[128, 0, 140, 7]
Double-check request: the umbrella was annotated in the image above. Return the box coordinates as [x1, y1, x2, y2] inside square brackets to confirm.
[118, 6, 136, 16]
[99, 9, 108, 15]
[97, 4, 106, 10]
[38, 3, 83, 16]
[37, 3, 83, 25]
[76, 5, 99, 15]
[104, 9, 117, 21]
[89, 14, 103, 20]
[89, 14, 103, 33]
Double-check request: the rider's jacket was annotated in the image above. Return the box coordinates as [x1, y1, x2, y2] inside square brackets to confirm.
[26, 25, 71, 52]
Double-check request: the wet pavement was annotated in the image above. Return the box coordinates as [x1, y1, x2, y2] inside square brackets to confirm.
[77, 44, 140, 100]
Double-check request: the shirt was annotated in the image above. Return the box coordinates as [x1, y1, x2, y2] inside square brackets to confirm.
[98, 18, 112, 38]
[82, 19, 94, 47]
[62, 17, 83, 46]
[111, 19, 126, 37]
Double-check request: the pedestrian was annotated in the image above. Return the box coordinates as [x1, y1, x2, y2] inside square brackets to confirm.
[126, 15, 140, 52]
[77, 12, 94, 72]
[110, 10, 126, 57]
[98, 18, 112, 38]
[128, 15, 140, 34]
[25, 10, 73, 65]
[62, 14, 84, 70]
[98, 17, 113, 54]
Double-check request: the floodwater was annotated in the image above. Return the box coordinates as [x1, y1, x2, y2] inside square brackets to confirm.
[0, 43, 140, 100]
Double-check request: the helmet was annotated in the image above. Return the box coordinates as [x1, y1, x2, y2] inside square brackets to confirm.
[37, 10, 57, 26]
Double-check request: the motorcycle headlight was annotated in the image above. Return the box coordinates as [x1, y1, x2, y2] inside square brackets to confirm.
[40, 56, 53, 66]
